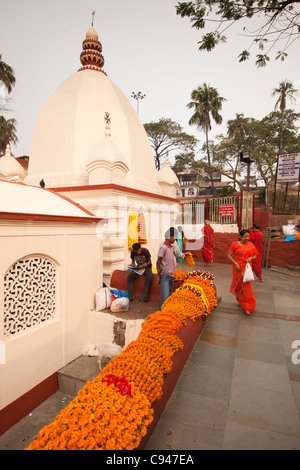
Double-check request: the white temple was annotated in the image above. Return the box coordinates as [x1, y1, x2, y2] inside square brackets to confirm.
[25, 24, 180, 284]
[0, 23, 179, 432]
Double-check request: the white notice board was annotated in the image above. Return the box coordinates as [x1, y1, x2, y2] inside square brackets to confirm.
[277, 153, 300, 183]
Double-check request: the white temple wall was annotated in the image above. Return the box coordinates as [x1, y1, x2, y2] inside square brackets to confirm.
[57, 188, 180, 283]
[0, 221, 102, 410]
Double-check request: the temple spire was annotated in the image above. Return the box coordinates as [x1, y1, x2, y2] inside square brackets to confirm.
[91, 10, 96, 26]
[78, 18, 106, 75]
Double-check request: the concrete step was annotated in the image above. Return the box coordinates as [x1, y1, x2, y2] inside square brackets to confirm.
[57, 356, 100, 396]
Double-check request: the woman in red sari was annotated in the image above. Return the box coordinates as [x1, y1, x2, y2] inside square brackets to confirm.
[227, 230, 259, 316]
[202, 220, 214, 266]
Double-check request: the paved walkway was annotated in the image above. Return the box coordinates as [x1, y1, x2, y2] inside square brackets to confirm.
[146, 262, 300, 450]
[1, 262, 300, 450]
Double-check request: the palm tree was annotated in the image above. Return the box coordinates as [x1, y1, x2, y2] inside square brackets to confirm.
[272, 79, 297, 214]
[0, 56, 17, 151]
[187, 83, 226, 196]
[272, 79, 297, 153]
[0, 54, 16, 94]
[0, 116, 18, 153]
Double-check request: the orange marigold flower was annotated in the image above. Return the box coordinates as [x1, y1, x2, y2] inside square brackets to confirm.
[185, 252, 195, 267]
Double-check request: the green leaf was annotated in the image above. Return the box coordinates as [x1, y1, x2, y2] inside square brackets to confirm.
[238, 50, 250, 62]
[255, 54, 270, 67]
[275, 51, 288, 62]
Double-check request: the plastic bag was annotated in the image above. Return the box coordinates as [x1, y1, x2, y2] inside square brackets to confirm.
[110, 289, 129, 300]
[96, 287, 112, 311]
[110, 297, 129, 313]
[243, 262, 254, 283]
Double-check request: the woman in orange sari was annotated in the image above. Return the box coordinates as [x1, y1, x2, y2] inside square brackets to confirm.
[227, 230, 259, 316]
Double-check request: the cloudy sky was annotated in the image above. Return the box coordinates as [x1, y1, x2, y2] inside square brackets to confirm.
[1, 0, 299, 159]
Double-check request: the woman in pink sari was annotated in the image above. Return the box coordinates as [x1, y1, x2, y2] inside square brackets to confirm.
[202, 220, 214, 266]
[227, 230, 258, 316]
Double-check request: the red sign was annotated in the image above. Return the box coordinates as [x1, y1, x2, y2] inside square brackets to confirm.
[219, 204, 234, 217]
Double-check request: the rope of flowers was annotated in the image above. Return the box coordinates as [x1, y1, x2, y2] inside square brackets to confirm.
[185, 269, 215, 285]
[138, 328, 184, 354]
[174, 269, 186, 282]
[183, 277, 217, 310]
[185, 251, 195, 267]
[137, 212, 147, 245]
[100, 354, 164, 403]
[26, 376, 153, 450]
[174, 268, 215, 285]
[124, 338, 173, 374]
[128, 211, 138, 250]
[26, 269, 217, 451]
[161, 290, 208, 323]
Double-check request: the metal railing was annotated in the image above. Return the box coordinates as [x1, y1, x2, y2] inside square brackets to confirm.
[179, 191, 254, 229]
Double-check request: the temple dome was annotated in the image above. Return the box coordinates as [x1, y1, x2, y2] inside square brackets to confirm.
[0, 144, 25, 182]
[25, 26, 162, 195]
[157, 155, 179, 198]
[86, 113, 129, 185]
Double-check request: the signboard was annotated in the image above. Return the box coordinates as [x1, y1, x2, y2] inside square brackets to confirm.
[219, 204, 234, 217]
[277, 153, 300, 183]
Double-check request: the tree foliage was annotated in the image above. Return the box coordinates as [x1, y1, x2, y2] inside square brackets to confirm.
[187, 83, 226, 195]
[176, 0, 300, 67]
[0, 116, 18, 153]
[0, 54, 16, 95]
[144, 117, 198, 170]
[271, 79, 298, 152]
[0, 54, 17, 151]
[206, 110, 300, 187]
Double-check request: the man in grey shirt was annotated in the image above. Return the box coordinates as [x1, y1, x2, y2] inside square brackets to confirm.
[157, 227, 178, 309]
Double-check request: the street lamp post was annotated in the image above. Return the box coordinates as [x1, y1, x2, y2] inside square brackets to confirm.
[131, 91, 146, 115]
[239, 151, 253, 191]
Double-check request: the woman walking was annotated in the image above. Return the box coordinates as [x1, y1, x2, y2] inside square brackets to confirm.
[202, 220, 214, 266]
[227, 230, 258, 316]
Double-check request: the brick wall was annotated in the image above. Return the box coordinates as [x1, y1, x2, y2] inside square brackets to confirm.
[188, 232, 300, 266]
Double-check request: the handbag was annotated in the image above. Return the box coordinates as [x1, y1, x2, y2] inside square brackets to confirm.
[243, 262, 255, 283]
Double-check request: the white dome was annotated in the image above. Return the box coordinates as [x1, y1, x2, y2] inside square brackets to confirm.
[86, 121, 129, 185]
[25, 26, 162, 194]
[157, 164, 179, 187]
[157, 155, 179, 198]
[0, 144, 25, 181]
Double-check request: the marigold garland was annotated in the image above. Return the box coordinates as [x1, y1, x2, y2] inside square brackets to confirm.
[185, 269, 215, 285]
[137, 212, 148, 245]
[128, 211, 138, 250]
[26, 268, 217, 451]
[124, 338, 173, 374]
[100, 353, 164, 403]
[26, 378, 153, 450]
[174, 269, 186, 282]
[138, 328, 184, 354]
[185, 251, 195, 267]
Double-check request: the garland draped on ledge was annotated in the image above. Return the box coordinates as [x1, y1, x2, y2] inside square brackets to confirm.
[128, 211, 138, 250]
[26, 269, 217, 451]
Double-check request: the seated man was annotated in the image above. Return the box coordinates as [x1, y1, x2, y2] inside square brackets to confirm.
[127, 243, 153, 302]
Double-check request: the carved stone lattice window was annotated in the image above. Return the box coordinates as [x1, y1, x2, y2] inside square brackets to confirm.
[4, 257, 57, 338]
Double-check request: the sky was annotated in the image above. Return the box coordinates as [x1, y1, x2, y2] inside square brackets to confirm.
[0, 0, 300, 160]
